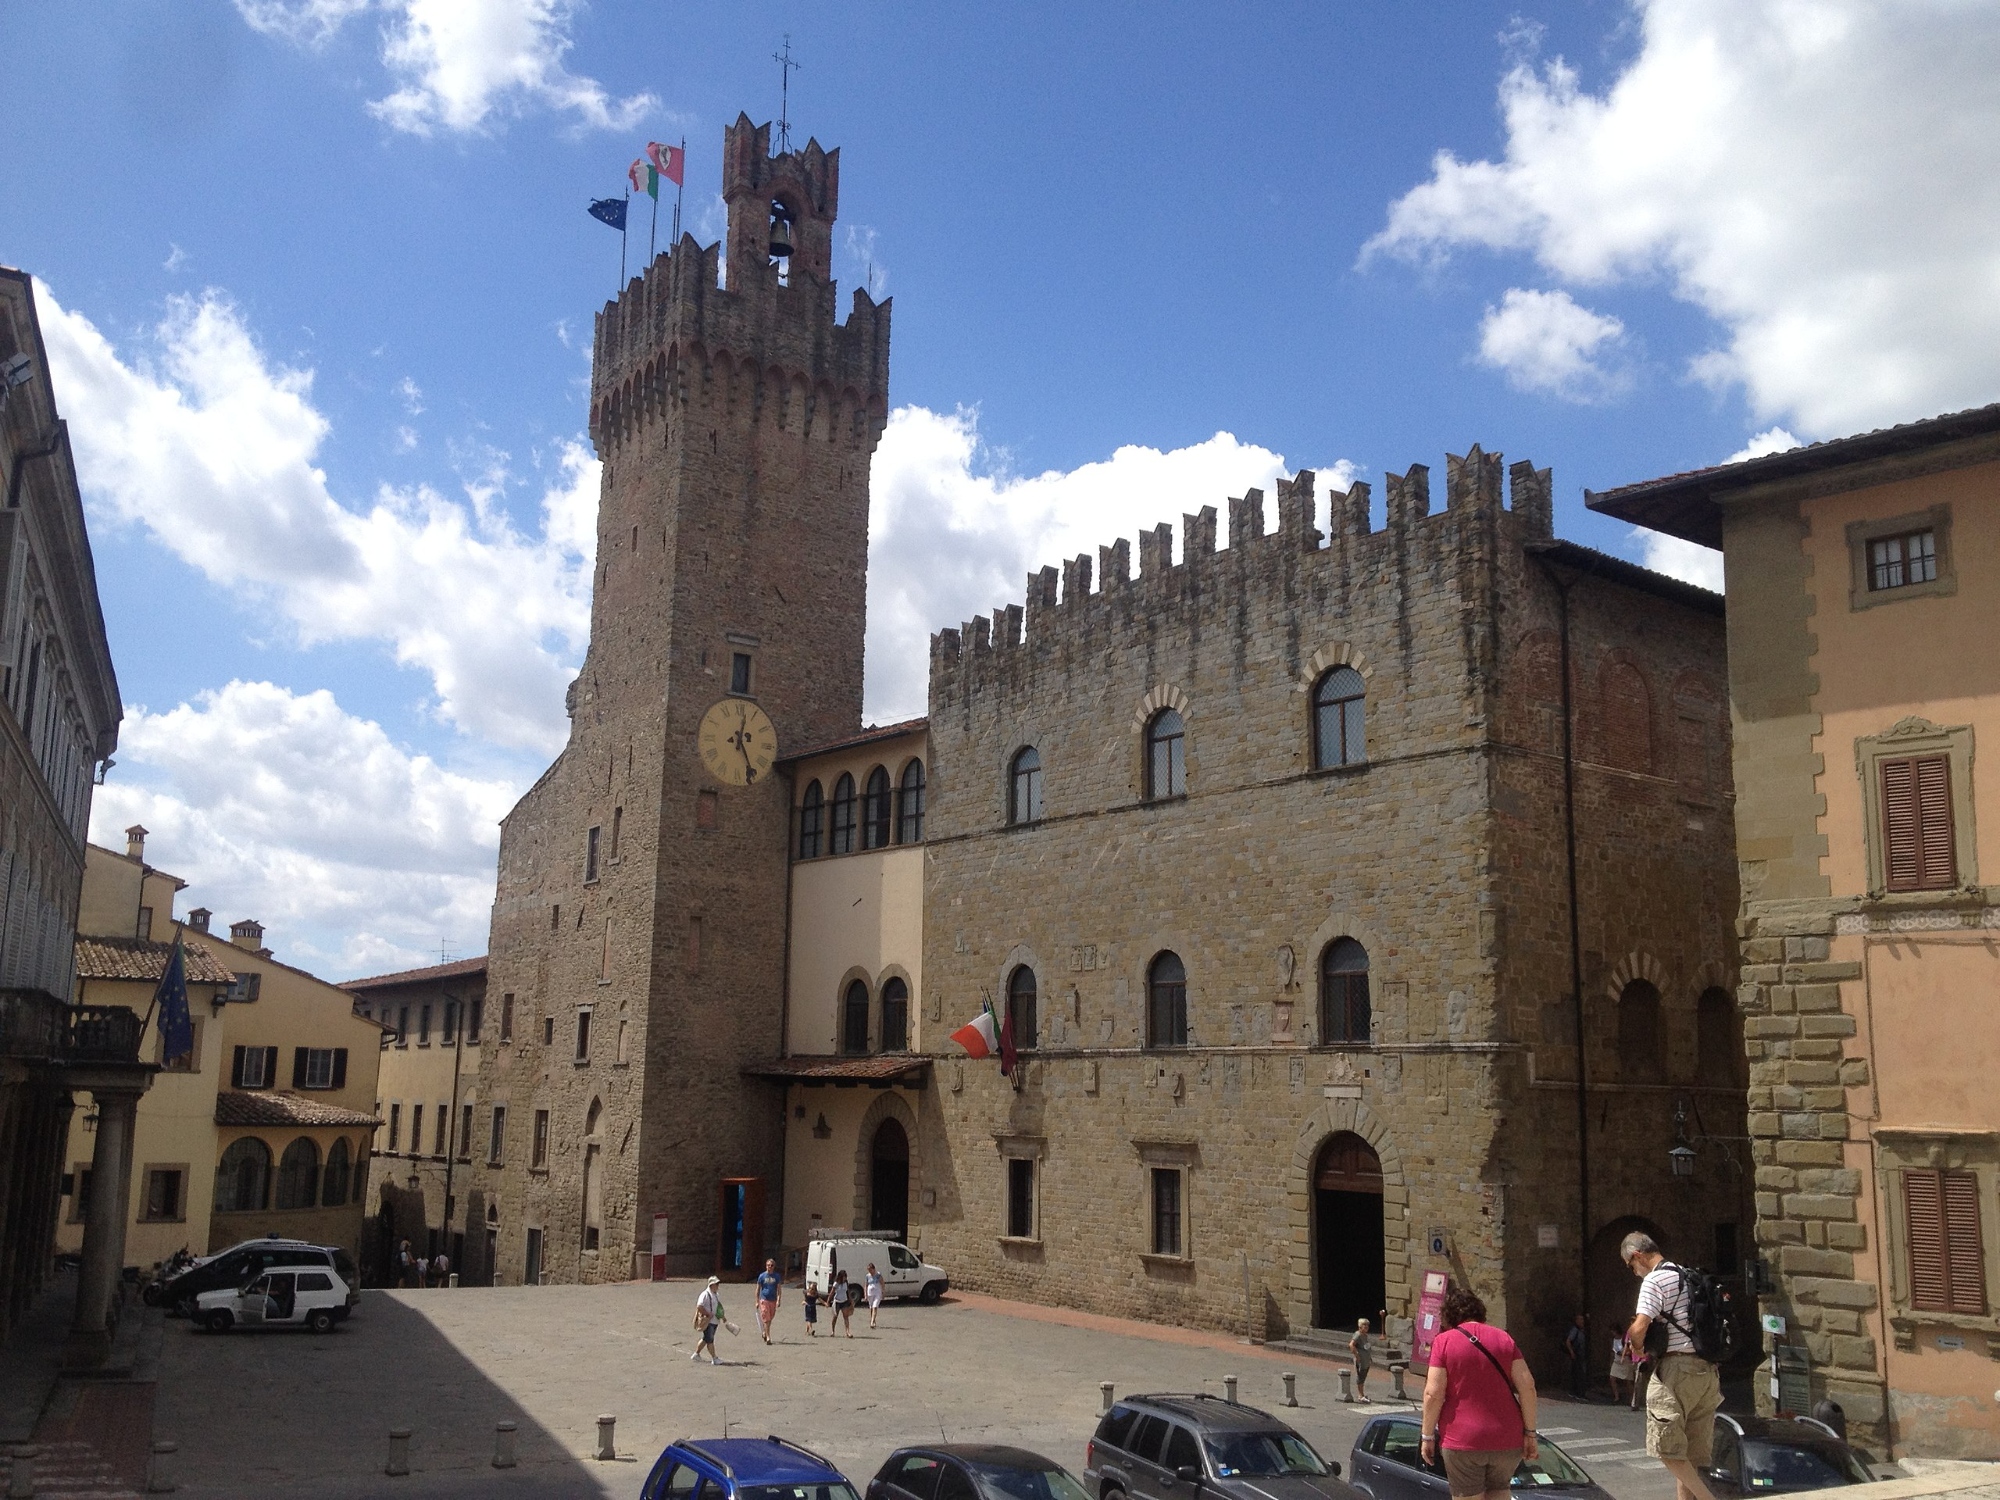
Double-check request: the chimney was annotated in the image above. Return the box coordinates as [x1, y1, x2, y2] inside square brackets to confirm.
[125, 824, 147, 860]
[229, 918, 265, 952]
[187, 908, 211, 934]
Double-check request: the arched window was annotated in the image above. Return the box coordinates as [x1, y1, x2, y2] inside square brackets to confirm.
[1320, 939, 1371, 1044]
[322, 1137, 351, 1207]
[1602, 661, 1654, 774]
[584, 1096, 603, 1136]
[215, 1137, 270, 1213]
[1146, 709, 1186, 799]
[1009, 747, 1042, 825]
[1313, 667, 1366, 769]
[1619, 980, 1665, 1081]
[798, 780, 824, 859]
[275, 1137, 320, 1210]
[880, 976, 910, 1051]
[1148, 951, 1187, 1048]
[1697, 987, 1740, 1085]
[830, 773, 858, 854]
[897, 759, 926, 843]
[1007, 966, 1038, 1052]
[842, 979, 871, 1055]
[862, 766, 893, 849]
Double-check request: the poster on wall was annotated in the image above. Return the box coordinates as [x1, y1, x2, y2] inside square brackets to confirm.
[650, 1212, 670, 1281]
[1414, 1270, 1449, 1365]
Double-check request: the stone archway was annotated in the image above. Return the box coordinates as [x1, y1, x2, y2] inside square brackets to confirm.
[869, 1118, 910, 1241]
[852, 1089, 921, 1237]
[1312, 1132, 1385, 1329]
[1286, 1097, 1408, 1338]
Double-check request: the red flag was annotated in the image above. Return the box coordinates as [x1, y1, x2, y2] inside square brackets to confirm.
[646, 142, 685, 186]
[997, 1000, 1018, 1078]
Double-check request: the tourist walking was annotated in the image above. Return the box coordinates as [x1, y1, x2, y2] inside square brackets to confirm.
[831, 1269, 855, 1336]
[803, 1279, 820, 1336]
[1349, 1318, 1375, 1402]
[395, 1239, 417, 1289]
[755, 1258, 783, 1344]
[865, 1263, 884, 1329]
[690, 1275, 735, 1364]
[1420, 1288, 1539, 1500]
[1608, 1332, 1634, 1405]
[1623, 1231, 1723, 1500]
[1564, 1314, 1588, 1399]
[431, 1250, 450, 1286]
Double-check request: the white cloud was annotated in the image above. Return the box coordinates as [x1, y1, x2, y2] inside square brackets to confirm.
[863, 406, 1355, 722]
[1478, 288, 1629, 401]
[1366, 0, 2000, 438]
[1725, 425, 1800, 464]
[1633, 531, 1724, 593]
[234, 0, 655, 135]
[162, 244, 187, 273]
[91, 681, 518, 978]
[39, 286, 595, 753]
[395, 375, 424, 415]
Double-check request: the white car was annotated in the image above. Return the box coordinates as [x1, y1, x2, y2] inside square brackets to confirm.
[194, 1265, 356, 1333]
[804, 1233, 948, 1303]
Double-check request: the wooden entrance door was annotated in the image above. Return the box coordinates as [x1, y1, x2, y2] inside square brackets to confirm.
[1313, 1132, 1386, 1330]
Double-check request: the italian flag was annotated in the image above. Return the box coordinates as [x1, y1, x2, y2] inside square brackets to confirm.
[951, 1002, 1000, 1060]
[629, 158, 658, 199]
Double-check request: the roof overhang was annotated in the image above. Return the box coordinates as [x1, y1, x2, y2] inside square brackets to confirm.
[742, 1055, 930, 1088]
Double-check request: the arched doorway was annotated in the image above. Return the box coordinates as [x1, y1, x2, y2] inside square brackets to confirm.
[870, 1118, 909, 1241]
[1313, 1132, 1385, 1330]
[1588, 1214, 1665, 1381]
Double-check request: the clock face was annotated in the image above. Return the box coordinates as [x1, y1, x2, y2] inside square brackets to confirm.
[697, 698, 779, 787]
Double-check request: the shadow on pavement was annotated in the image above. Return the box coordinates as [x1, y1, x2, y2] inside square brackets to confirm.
[152, 1290, 625, 1499]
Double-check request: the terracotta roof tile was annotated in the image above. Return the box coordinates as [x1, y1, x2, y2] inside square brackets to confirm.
[742, 1055, 930, 1082]
[780, 718, 928, 766]
[340, 955, 488, 990]
[75, 936, 236, 985]
[214, 1091, 381, 1129]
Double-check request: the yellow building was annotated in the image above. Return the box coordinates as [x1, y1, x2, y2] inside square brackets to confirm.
[750, 722, 929, 1257]
[59, 829, 385, 1269]
[1591, 402, 2000, 1456]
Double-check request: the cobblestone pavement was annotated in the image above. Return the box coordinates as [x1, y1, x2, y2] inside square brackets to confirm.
[149, 1282, 1711, 1500]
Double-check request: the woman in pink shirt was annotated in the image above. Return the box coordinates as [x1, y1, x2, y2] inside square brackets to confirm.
[1419, 1288, 1541, 1500]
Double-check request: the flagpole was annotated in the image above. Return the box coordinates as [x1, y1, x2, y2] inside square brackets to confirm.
[620, 189, 629, 286]
[673, 136, 686, 244]
[136, 919, 187, 1036]
[649, 186, 659, 262]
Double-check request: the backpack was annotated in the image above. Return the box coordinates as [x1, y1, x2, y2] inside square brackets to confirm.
[1645, 1263, 1738, 1364]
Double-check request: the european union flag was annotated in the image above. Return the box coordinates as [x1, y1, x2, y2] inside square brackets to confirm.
[155, 936, 193, 1066]
[588, 197, 628, 231]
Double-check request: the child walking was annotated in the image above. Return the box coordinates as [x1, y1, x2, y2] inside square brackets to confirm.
[831, 1269, 855, 1337]
[803, 1280, 820, 1336]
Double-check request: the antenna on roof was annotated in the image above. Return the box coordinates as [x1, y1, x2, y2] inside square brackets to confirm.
[772, 34, 801, 153]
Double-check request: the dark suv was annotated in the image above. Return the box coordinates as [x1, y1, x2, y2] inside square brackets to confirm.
[150, 1237, 357, 1316]
[1086, 1394, 1354, 1500]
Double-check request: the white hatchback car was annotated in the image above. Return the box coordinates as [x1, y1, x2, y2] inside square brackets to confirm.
[195, 1265, 355, 1334]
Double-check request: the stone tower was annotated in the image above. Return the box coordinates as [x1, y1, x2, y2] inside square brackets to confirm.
[476, 115, 889, 1282]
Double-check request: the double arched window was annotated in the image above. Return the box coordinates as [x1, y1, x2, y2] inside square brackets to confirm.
[842, 979, 870, 1055]
[1009, 748, 1042, 825]
[880, 977, 909, 1051]
[275, 1137, 319, 1210]
[1148, 951, 1187, 1048]
[1313, 667, 1366, 769]
[1320, 938, 1370, 1044]
[798, 780, 825, 859]
[1146, 710, 1186, 799]
[830, 773, 858, 855]
[1007, 966, 1038, 1051]
[862, 767, 893, 850]
[215, 1137, 270, 1213]
[898, 759, 926, 843]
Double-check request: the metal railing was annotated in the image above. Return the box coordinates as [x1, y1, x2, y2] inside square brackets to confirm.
[63, 1004, 144, 1062]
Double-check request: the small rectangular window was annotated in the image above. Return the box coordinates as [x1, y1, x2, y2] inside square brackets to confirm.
[419, 1004, 433, 1045]
[551, 903, 561, 931]
[299, 1047, 337, 1089]
[1007, 1157, 1036, 1239]
[600, 918, 613, 982]
[410, 1104, 424, 1156]
[459, 1103, 473, 1160]
[532, 1108, 550, 1168]
[467, 997, 483, 1041]
[500, 993, 515, 1042]
[1151, 1167, 1183, 1257]
[232, 1045, 276, 1089]
[489, 1105, 506, 1164]
[1869, 529, 1938, 591]
[136, 906, 153, 941]
[543, 1014, 555, 1046]
[610, 806, 622, 860]
[585, 826, 601, 882]
[575, 1008, 592, 1063]
[442, 1000, 458, 1044]
[388, 1103, 402, 1152]
[396, 1006, 410, 1046]
[434, 1102, 448, 1156]
[158, 1016, 203, 1072]
[1881, 754, 1956, 891]
[730, 652, 753, 694]
[1904, 1168, 1986, 1315]
[143, 1168, 184, 1222]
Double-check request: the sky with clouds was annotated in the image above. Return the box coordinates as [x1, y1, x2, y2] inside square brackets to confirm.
[6, 0, 2000, 976]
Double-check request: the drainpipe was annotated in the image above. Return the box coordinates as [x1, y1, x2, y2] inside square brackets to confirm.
[442, 987, 464, 1254]
[1533, 552, 1592, 1327]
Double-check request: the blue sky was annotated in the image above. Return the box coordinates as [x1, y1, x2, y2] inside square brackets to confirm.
[6, 0, 1999, 975]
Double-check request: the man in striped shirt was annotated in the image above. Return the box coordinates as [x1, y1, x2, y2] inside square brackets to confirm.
[1624, 1231, 1721, 1500]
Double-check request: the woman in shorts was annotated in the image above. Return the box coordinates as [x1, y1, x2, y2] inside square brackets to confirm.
[865, 1263, 885, 1329]
[1420, 1288, 1540, 1500]
[831, 1270, 855, 1336]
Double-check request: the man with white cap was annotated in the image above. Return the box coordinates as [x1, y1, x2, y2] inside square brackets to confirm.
[692, 1276, 735, 1364]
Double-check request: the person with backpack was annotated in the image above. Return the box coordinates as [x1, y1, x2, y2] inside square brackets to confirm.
[1419, 1287, 1540, 1500]
[1622, 1231, 1725, 1500]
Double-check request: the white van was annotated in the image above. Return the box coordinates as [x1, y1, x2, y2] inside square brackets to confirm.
[803, 1232, 948, 1304]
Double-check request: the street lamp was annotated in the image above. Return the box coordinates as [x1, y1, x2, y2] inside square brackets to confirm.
[1669, 1098, 1697, 1177]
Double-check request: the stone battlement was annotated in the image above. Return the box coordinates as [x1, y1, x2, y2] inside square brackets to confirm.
[929, 445, 1553, 688]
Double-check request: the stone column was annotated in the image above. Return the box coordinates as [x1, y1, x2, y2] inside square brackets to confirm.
[68, 1086, 141, 1366]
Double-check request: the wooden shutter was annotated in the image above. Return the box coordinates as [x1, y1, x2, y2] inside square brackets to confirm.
[263, 1046, 279, 1089]
[231, 1045, 247, 1088]
[292, 1047, 308, 1087]
[1905, 1170, 1950, 1310]
[1882, 755, 1955, 891]
[332, 1049, 348, 1089]
[1944, 1171, 1988, 1315]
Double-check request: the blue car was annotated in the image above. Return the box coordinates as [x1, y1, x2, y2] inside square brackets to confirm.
[643, 1436, 863, 1500]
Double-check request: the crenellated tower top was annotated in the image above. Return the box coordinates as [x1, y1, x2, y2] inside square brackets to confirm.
[723, 114, 839, 288]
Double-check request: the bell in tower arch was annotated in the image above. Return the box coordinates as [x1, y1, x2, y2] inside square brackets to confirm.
[767, 205, 795, 261]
